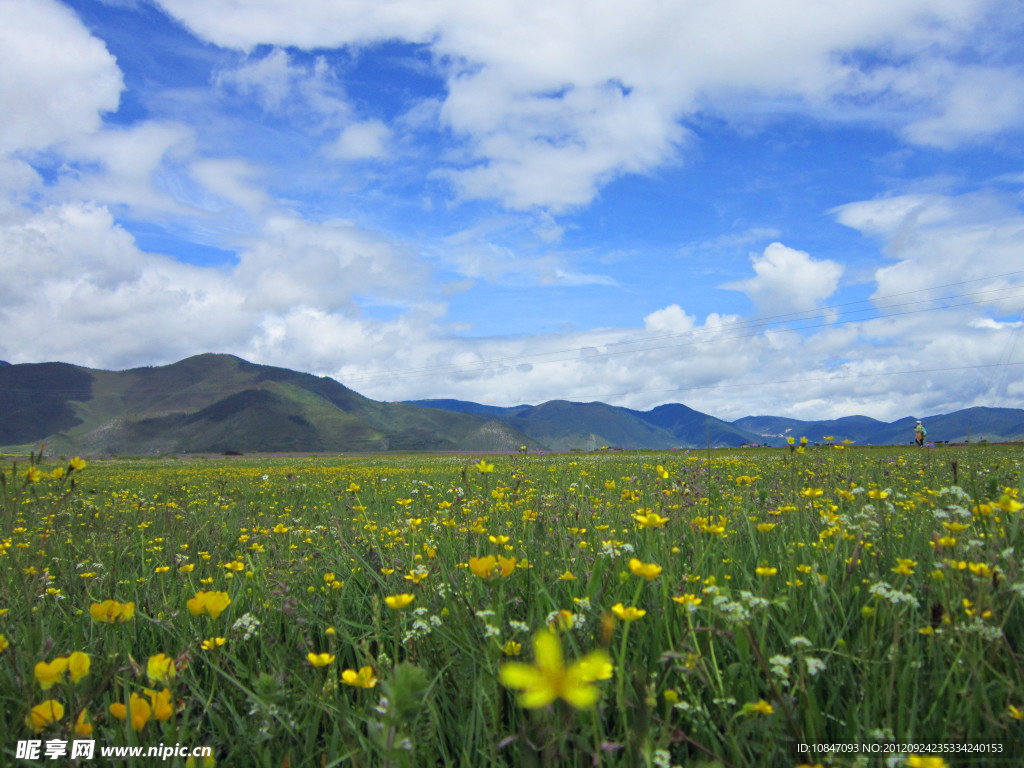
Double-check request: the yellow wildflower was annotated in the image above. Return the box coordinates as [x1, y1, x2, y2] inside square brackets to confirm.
[74, 708, 92, 737]
[25, 700, 64, 733]
[628, 558, 662, 580]
[499, 630, 612, 709]
[610, 603, 646, 621]
[742, 699, 774, 715]
[341, 666, 378, 688]
[385, 593, 415, 610]
[307, 652, 335, 667]
[89, 599, 135, 623]
[633, 511, 669, 528]
[146, 653, 177, 684]
[129, 692, 151, 731]
[187, 590, 231, 619]
[68, 651, 90, 683]
[34, 657, 69, 690]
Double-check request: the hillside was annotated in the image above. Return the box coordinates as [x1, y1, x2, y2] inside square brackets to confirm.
[409, 398, 760, 449]
[0, 355, 539, 454]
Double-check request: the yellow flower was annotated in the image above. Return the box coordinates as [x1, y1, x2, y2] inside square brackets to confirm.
[742, 699, 774, 716]
[109, 702, 127, 720]
[222, 560, 245, 572]
[25, 700, 64, 733]
[499, 630, 612, 709]
[185, 755, 217, 768]
[655, 465, 669, 479]
[178, 563, 195, 573]
[89, 599, 135, 623]
[129, 692, 152, 731]
[146, 653, 177, 684]
[632, 511, 669, 528]
[475, 460, 494, 473]
[0, 633, 8, 654]
[628, 558, 662, 580]
[385, 593, 415, 610]
[74, 708, 92, 737]
[341, 666, 378, 688]
[1009, 704, 1024, 720]
[906, 756, 947, 768]
[145, 687, 175, 720]
[201, 637, 227, 650]
[610, 603, 646, 621]
[35, 657, 69, 690]
[468, 555, 517, 579]
[755, 566, 777, 577]
[68, 651, 90, 683]
[346, 482, 361, 493]
[502, 640, 522, 656]
[308, 652, 335, 667]
[26, 466, 43, 483]
[187, 590, 231, 619]
[557, 570, 576, 581]
[892, 558, 917, 576]
[70, 456, 87, 471]
[671, 594, 702, 610]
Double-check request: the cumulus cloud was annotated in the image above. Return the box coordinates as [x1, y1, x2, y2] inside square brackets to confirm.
[0, 0, 123, 153]
[833, 190, 1024, 312]
[723, 242, 844, 315]
[328, 120, 391, 160]
[152, 0, 1019, 210]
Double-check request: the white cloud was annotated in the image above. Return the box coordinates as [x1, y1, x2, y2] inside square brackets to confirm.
[153, 0, 1020, 210]
[329, 120, 391, 160]
[0, 0, 123, 154]
[232, 214, 428, 314]
[57, 122, 196, 215]
[190, 158, 270, 215]
[833, 191, 1024, 311]
[723, 242, 844, 315]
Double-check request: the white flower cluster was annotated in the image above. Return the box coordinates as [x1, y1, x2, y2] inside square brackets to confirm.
[867, 581, 920, 608]
[769, 655, 792, 683]
[232, 612, 261, 641]
[804, 656, 826, 676]
[403, 606, 442, 643]
[598, 540, 635, 557]
[955, 617, 1004, 643]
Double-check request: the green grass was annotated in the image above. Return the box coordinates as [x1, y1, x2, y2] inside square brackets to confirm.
[1, 444, 1022, 767]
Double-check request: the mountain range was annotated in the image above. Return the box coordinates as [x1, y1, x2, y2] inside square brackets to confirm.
[0, 354, 1020, 454]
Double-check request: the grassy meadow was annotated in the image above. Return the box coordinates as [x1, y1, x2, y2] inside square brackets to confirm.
[1, 443, 1023, 767]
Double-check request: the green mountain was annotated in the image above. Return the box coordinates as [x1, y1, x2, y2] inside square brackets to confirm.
[0, 354, 539, 454]
[732, 408, 1024, 446]
[732, 414, 889, 446]
[408, 399, 759, 449]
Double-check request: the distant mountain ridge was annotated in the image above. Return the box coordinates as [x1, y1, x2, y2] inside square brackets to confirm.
[410, 399, 1024, 449]
[1, 354, 1021, 454]
[0, 354, 540, 454]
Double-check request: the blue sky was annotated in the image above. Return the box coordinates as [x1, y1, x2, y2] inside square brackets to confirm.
[2, 0, 1023, 420]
